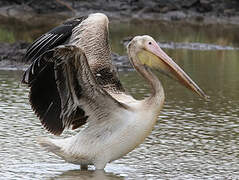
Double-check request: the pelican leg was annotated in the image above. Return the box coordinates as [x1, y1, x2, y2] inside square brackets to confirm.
[80, 164, 88, 170]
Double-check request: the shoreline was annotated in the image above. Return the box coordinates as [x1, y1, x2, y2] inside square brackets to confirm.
[0, 41, 132, 71]
[1, 40, 238, 71]
[0, 0, 239, 70]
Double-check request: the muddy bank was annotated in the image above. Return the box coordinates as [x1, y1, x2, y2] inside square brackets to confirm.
[2, 39, 239, 70]
[0, 41, 30, 70]
[0, 41, 131, 71]
[0, 0, 239, 25]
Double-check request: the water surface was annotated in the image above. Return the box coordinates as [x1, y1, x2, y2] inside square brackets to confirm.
[0, 19, 239, 179]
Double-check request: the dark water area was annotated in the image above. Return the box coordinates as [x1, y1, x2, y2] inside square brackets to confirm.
[0, 16, 239, 179]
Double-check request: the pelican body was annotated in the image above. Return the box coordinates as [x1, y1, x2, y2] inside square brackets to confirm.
[22, 13, 207, 169]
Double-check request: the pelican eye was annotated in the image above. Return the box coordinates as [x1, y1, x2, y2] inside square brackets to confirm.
[148, 42, 152, 45]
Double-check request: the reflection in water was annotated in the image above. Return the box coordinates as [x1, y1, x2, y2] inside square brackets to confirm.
[52, 169, 125, 180]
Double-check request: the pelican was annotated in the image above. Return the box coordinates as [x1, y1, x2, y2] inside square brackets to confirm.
[22, 13, 207, 169]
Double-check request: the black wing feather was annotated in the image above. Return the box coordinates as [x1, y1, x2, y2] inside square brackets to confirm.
[23, 17, 85, 63]
[22, 17, 86, 135]
[22, 17, 86, 84]
[29, 63, 64, 135]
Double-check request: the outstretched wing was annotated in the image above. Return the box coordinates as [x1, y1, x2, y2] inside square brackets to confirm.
[21, 17, 85, 135]
[22, 17, 85, 84]
[22, 14, 125, 135]
[43, 45, 128, 133]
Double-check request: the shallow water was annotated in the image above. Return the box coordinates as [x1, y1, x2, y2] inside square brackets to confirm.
[1, 19, 239, 179]
[1, 48, 239, 179]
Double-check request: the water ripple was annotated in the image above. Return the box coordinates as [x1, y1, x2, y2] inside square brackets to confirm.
[1, 56, 239, 180]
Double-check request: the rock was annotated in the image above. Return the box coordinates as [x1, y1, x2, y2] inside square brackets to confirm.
[197, 0, 213, 12]
[0, 41, 29, 62]
[167, 11, 187, 21]
[0, 5, 36, 20]
[181, 0, 198, 8]
[223, 9, 233, 16]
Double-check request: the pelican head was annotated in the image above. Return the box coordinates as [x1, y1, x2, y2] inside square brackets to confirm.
[127, 35, 207, 99]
